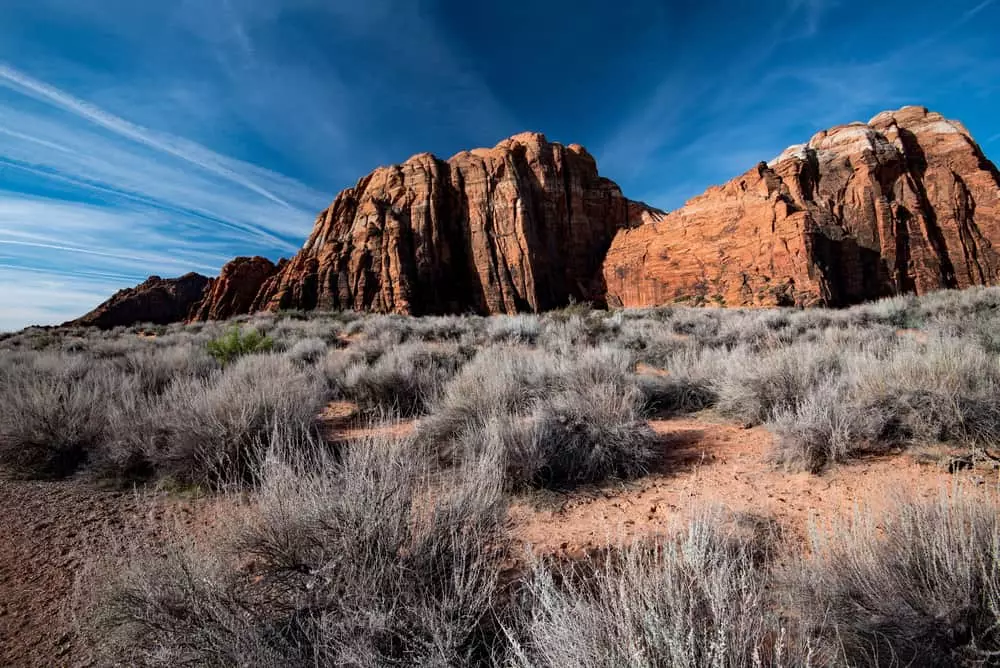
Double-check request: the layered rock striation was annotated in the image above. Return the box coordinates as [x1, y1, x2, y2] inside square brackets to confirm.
[239, 132, 632, 316]
[603, 106, 1000, 307]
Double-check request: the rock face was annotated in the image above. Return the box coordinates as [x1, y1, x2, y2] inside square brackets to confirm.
[243, 132, 631, 316]
[189, 256, 279, 321]
[603, 106, 1000, 307]
[69, 273, 210, 329]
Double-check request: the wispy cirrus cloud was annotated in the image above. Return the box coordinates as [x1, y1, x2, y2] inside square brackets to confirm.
[0, 0, 520, 331]
[0, 62, 332, 330]
[0, 267, 125, 332]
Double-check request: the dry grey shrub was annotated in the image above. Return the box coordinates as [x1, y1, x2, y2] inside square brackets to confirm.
[714, 341, 843, 427]
[286, 337, 328, 366]
[0, 352, 116, 478]
[152, 354, 326, 486]
[505, 511, 806, 668]
[89, 432, 511, 667]
[334, 341, 473, 416]
[789, 494, 1000, 667]
[772, 336, 1000, 471]
[423, 345, 659, 489]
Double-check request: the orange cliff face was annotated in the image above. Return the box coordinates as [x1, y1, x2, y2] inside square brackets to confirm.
[602, 106, 1000, 308]
[189, 256, 279, 322]
[242, 132, 634, 316]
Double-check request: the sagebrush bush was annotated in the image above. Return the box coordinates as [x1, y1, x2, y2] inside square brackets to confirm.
[506, 513, 799, 668]
[334, 342, 472, 416]
[286, 337, 328, 366]
[791, 495, 1000, 666]
[426, 346, 659, 489]
[0, 353, 115, 478]
[90, 433, 511, 666]
[714, 342, 843, 427]
[152, 355, 325, 486]
[773, 337, 1000, 470]
[418, 346, 563, 446]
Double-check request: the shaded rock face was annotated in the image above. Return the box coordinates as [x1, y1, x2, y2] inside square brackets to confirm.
[190, 256, 278, 321]
[251, 132, 631, 315]
[603, 106, 1000, 307]
[69, 273, 210, 329]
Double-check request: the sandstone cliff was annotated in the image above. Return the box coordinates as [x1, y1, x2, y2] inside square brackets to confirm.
[189, 256, 279, 321]
[603, 106, 1000, 307]
[235, 132, 632, 316]
[68, 273, 210, 329]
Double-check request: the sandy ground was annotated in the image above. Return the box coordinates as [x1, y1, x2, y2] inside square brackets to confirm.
[511, 415, 996, 557]
[1, 408, 994, 666]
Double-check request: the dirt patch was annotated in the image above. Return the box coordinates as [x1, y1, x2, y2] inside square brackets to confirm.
[317, 400, 418, 442]
[0, 478, 227, 667]
[509, 415, 997, 558]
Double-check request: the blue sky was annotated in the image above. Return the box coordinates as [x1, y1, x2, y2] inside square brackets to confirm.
[1, 0, 999, 330]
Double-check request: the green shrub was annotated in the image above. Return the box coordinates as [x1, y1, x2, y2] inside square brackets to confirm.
[205, 326, 274, 365]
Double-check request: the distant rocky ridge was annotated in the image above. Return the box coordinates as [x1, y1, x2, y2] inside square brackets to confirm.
[70, 273, 210, 329]
[69, 106, 1000, 328]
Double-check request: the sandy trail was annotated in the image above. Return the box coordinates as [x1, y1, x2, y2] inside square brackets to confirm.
[511, 415, 997, 557]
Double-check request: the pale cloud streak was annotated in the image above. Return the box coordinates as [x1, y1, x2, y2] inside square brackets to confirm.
[0, 62, 314, 210]
[0, 63, 331, 329]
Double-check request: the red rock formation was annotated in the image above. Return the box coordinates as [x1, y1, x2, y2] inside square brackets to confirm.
[69, 108, 1000, 327]
[247, 132, 631, 315]
[68, 273, 210, 329]
[189, 256, 278, 321]
[603, 106, 1000, 307]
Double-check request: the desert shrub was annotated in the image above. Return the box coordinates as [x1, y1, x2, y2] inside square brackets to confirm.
[636, 373, 717, 415]
[486, 314, 541, 344]
[91, 385, 164, 480]
[114, 345, 218, 395]
[90, 434, 510, 666]
[152, 355, 325, 486]
[286, 337, 328, 366]
[206, 326, 274, 365]
[506, 514, 798, 668]
[0, 353, 116, 478]
[631, 344, 739, 414]
[335, 342, 472, 416]
[715, 342, 842, 426]
[417, 346, 562, 445]
[770, 379, 893, 472]
[427, 346, 659, 489]
[790, 495, 1000, 666]
[669, 308, 722, 340]
[540, 312, 619, 350]
[849, 337, 1000, 444]
[457, 382, 658, 490]
[773, 337, 1000, 470]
